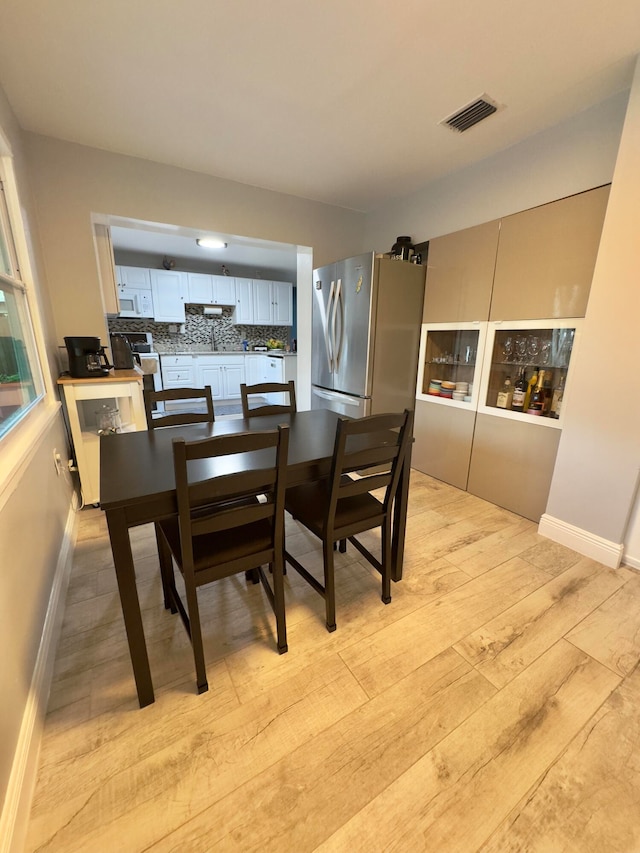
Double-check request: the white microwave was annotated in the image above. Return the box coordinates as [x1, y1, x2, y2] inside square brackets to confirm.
[118, 288, 154, 318]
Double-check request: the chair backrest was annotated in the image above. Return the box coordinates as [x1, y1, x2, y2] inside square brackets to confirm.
[240, 381, 297, 418]
[144, 387, 215, 430]
[171, 425, 290, 578]
[326, 409, 414, 527]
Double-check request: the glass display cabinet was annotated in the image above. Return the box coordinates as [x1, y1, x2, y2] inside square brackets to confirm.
[477, 319, 581, 427]
[416, 322, 487, 409]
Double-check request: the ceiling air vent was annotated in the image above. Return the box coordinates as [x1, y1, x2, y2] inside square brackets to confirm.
[440, 95, 500, 133]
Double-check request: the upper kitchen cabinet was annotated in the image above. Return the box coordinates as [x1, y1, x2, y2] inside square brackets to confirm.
[253, 280, 293, 326]
[423, 219, 500, 323]
[233, 279, 293, 325]
[116, 266, 154, 318]
[149, 269, 187, 322]
[233, 277, 254, 324]
[213, 274, 236, 305]
[186, 272, 236, 305]
[490, 185, 610, 320]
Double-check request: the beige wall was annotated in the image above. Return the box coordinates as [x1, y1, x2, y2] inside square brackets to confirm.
[546, 57, 640, 545]
[0, 87, 74, 824]
[364, 92, 628, 253]
[23, 134, 367, 347]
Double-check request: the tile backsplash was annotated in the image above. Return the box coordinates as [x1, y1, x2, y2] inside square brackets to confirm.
[108, 305, 290, 353]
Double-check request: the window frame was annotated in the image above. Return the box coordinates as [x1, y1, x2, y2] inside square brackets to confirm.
[0, 127, 59, 502]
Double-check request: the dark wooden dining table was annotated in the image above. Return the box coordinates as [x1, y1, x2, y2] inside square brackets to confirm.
[100, 408, 412, 707]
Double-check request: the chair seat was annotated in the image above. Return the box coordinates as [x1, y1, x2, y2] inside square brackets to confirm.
[286, 479, 384, 539]
[160, 516, 273, 576]
[283, 410, 412, 633]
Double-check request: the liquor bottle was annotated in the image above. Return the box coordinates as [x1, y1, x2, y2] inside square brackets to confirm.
[527, 369, 546, 415]
[550, 374, 565, 419]
[542, 375, 553, 416]
[511, 368, 527, 412]
[523, 367, 539, 412]
[496, 376, 513, 409]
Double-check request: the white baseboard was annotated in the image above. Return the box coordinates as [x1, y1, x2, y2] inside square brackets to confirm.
[0, 503, 77, 853]
[538, 513, 624, 569]
[622, 553, 640, 571]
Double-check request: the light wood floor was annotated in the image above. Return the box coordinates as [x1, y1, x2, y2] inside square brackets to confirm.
[27, 470, 640, 852]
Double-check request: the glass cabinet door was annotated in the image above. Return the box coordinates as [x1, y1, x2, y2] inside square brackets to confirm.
[416, 323, 486, 408]
[479, 319, 581, 425]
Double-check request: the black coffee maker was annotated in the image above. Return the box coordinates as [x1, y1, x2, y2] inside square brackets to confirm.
[64, 336, 111, 378]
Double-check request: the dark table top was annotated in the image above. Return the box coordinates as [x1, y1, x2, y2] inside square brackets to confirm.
[100, 408, 343, 516]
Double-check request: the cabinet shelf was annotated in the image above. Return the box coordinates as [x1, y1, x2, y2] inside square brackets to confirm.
[479, 320, 578, 425]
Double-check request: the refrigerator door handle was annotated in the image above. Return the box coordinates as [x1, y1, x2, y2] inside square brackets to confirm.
[312, 387, 363, 407]
[325, 280, 335, 373]
[333, 278, 344, 371]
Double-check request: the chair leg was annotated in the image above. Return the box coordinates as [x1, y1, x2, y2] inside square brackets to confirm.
[184, 582, 208, 693]
[323, 540, 337, 632]
[381, 520, 392, 605]
[155, 523, 177, 613]
[338, 539, 347, 553]
[270, 559, 288, 654]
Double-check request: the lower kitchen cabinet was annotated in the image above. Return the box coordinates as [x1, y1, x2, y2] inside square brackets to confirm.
[160, 355, 195, 389]
[466, 414, 561, 521]
[413, 399, 476, 491]
[195, 355, 245, 401]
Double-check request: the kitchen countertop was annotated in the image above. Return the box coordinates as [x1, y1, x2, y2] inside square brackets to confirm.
[157, 349, 297, 357]
[57, 367, 144, 385]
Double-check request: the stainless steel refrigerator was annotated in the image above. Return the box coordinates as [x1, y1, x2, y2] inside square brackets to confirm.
[311, 252, 425, 417]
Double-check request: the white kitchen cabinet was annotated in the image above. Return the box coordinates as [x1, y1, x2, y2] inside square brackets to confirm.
[57, 370, 147, 505]
[252, 282, 273, 325]
[150, 269, 187, 322]
[186, 273, 236, 305]
[212, 275, 236, 305]
[116, 266, 154, 318]
[252, 281, 293, 326]
[160, 354, 195, 389]
[187, 272, 213, 304]
[118, 266, 152, 290]
[233, 278, 254, 324]
[234, 279, 293, 325]
[272, 281, 293, 325]
[195, 355, 245, 401]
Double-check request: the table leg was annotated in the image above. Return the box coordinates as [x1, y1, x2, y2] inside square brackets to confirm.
[106, 507, 155, 707]
[391, 440, 413, 582]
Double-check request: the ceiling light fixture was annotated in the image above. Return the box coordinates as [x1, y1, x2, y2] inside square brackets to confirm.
[196, 237, 227, 250]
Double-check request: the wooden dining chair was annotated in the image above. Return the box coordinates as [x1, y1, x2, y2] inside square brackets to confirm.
[143, 386, 215, 429]
[156, 425, 290, 693]
[284, 410, 413, 632]
[143, 386, 216, 610]
[240, 381, 296, 418]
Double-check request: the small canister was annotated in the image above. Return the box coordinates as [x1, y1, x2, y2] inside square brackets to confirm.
[390, 236, 414, 261]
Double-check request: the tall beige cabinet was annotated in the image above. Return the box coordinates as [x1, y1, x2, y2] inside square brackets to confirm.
[413, 185, 609, 521]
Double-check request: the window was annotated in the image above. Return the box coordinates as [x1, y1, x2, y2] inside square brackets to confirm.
[0, 163, 44, 438]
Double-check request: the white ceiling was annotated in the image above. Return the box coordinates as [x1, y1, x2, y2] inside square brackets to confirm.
[109, 220, 299, 277]
[1, 1, 640, 212]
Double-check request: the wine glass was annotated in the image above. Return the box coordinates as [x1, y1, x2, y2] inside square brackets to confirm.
[515, 335, 527, 364]
[502, 336, 513, 362]
[540, 340, 551, 365]
[526, 335, 540, 363]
